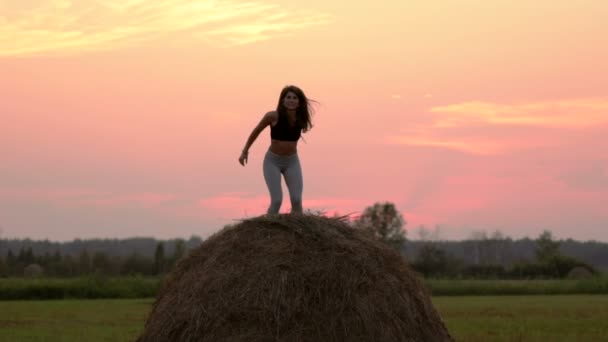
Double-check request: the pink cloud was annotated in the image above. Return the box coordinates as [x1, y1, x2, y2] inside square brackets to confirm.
[385, 97, 608, 155]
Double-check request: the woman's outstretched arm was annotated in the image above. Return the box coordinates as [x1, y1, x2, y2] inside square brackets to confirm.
[239, 111, 277, 166]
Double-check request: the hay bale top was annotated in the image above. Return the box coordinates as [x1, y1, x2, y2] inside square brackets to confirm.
[23, 263, 44, 278]
[567, 266, 594, 279]
[139, 214, 453, 342]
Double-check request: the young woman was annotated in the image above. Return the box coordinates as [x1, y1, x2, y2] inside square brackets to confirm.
[238, 85, 314, 214]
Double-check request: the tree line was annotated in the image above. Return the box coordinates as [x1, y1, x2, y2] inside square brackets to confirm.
[0, 239, 191, 277]
[1, 202, 606, 278]
[350, 202, 603, 278]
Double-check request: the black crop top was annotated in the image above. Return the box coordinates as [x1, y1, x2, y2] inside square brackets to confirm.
[270, 112, 302, 142]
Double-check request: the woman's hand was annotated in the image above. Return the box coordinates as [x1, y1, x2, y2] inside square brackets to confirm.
[238, 150, 248, 166]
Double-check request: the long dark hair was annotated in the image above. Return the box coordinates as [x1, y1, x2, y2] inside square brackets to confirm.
[276, 85, 315, 133]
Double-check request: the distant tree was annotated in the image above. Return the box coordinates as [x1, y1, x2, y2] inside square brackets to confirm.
[122, 253, 155, 276]
[6, 250, 16, 275]
[468, 230, 490, 265]
[186, 235, 204, 249]
[154, 242, 166, 274]
[92, 252, 111, 274]
[417, 225, 442, 242]
[62, 255, 76, 276]
[417, 225, 431, 241]
[466, 229, 513, 266]
[18, 246, 35, 264]
[45, 250, 63, 276]
[354, 202, 407, 252]
[413, 244, 449, 277]
[52, 250, 62, 263]
[462, 264, 507, 279]
[535, 230, 560, 262]
[0, 256, 7, 277]
[168, 239, 187, 268]
[40, 252, 51, 268]
[489, 230, 514, 266]
[78, 250, 92, 274]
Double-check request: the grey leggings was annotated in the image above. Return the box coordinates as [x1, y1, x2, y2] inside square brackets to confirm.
[263, 150, 303, 214]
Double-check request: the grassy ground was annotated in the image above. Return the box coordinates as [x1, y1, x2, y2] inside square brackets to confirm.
[2, 276, 607, 300]
[0, 299, 151, 341]
[433, 295, 608, 341]
[428, 277, 608, 296]
[1, 296, 607, 341]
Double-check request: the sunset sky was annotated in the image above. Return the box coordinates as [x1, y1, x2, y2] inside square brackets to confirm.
[2, 0, 607, 241]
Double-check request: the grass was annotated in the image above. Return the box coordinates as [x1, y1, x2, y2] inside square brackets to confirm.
[1, 295, 607, 341]
[0, 299, 151, 341]
[427, 277, 608, 296]
[1, 276, 607, 300]
[0, 276, 159, 300]
[433, 295, 608, 341]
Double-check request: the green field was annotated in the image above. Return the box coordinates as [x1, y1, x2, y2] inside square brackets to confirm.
[1, 296, 607, 341]
[2, 276, 607, 300]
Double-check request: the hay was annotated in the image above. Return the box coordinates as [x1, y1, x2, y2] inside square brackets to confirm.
[138, 214, 453, 342]
[23, 263, 44, 278]
[567, 266, 594, 279]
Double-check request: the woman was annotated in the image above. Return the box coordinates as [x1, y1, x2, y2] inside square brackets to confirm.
[238, 85, 314, 214]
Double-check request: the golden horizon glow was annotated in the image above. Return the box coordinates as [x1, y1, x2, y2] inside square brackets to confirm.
[0, 0, 332, 56]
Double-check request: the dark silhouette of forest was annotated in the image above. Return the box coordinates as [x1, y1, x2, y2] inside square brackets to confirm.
[1, 233, 606, 278]
[1, 203, 606, 278]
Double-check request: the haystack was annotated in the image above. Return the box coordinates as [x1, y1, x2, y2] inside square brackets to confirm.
[138, 214, 453, 342]
[23, 263, 44, 278]
[567, 266, 594, 279]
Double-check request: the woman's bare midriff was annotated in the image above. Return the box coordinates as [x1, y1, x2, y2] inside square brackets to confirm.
[269, 139, 298, 155]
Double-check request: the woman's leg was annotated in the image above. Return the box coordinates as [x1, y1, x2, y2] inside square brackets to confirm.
[263, 152, 283, 214]
[284, 155, 303, 213]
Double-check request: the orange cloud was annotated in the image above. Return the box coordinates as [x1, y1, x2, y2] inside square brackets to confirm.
[1, 0, 331, 56]
[430, 98, 608, 128]
[385, 98, 608, 155]
[385, 135, 504, 155]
